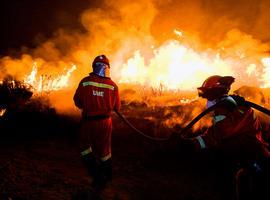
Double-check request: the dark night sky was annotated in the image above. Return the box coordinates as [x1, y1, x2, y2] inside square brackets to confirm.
[0, 0, 92, 55]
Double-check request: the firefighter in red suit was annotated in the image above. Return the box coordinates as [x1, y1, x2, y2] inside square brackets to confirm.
[181, 75, 270, 200]
[73, 55, 120, 189]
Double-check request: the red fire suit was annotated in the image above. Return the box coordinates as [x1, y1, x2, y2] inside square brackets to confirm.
[191, 95, 270, 199]
[193, 96, 270, 164]
[73, 73, 120, 160]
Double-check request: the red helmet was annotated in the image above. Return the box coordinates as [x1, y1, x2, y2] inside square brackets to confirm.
[92, 55, 111, 77]
[92, 55, 110, 68]
[198, 75, 235, 100]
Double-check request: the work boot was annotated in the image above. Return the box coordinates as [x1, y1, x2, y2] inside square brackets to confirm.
[100, 158, 112, 182]
[81, 153, 103, 187]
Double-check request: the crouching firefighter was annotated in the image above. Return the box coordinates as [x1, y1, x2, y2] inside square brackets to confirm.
[179, 75, 270, 200]
[73, 55, 120, 189]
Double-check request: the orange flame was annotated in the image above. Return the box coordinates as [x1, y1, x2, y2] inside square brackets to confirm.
[118, 32, 270, 91]
[24, 63, 77, 92]
[261, 58, 270, 88]
[119, 40, 233, 90]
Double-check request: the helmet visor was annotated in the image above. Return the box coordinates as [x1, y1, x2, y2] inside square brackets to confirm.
[93, 62, 110, 77]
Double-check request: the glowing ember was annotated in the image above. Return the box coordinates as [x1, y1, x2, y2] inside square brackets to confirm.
[174, 29, 183, 37]
[24, 64, 77, 92]
[0, 108, 6, 117]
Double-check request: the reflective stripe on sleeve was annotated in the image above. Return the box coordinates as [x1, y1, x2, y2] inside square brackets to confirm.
[80, 147, 92, 156]
[100, 153, 111, 162]
[213, 115, 226, 124]
[82, 81, 114, 90]
[195, 136, 206, 149]
[238, 109, 244, 114]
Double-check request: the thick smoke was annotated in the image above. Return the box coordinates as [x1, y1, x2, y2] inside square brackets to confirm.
[152, 0, 270, 45]
[1, 0, 270, 81]
[1, 0, 270, 121]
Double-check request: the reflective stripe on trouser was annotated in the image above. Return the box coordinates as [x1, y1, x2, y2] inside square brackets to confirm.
[81, 147, 111, 162]
[81, 147, 92, 156]
[195, 136, 206, 149]
[101, 153, 111, 162]
[79, 117, 112, 158]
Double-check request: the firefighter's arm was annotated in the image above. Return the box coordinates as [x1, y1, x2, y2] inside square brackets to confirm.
[73, 82, 83, 109]
[193, 97, 238, 150]
[194, 113, 232, 150]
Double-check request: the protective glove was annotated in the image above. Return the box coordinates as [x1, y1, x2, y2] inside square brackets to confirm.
[177, 135, 197, 154]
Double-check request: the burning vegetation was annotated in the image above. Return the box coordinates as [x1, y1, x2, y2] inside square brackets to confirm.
[0, 76, 33, 116]
[1, 0, 270, 199]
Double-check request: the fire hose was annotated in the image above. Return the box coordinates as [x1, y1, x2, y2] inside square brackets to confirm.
[180, 97, 270, 139]
[115, 96, 270, 141]
[115, 110, 170, 141]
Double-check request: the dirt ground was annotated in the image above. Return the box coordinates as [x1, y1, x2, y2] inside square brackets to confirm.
[0, 100, 265, 200]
